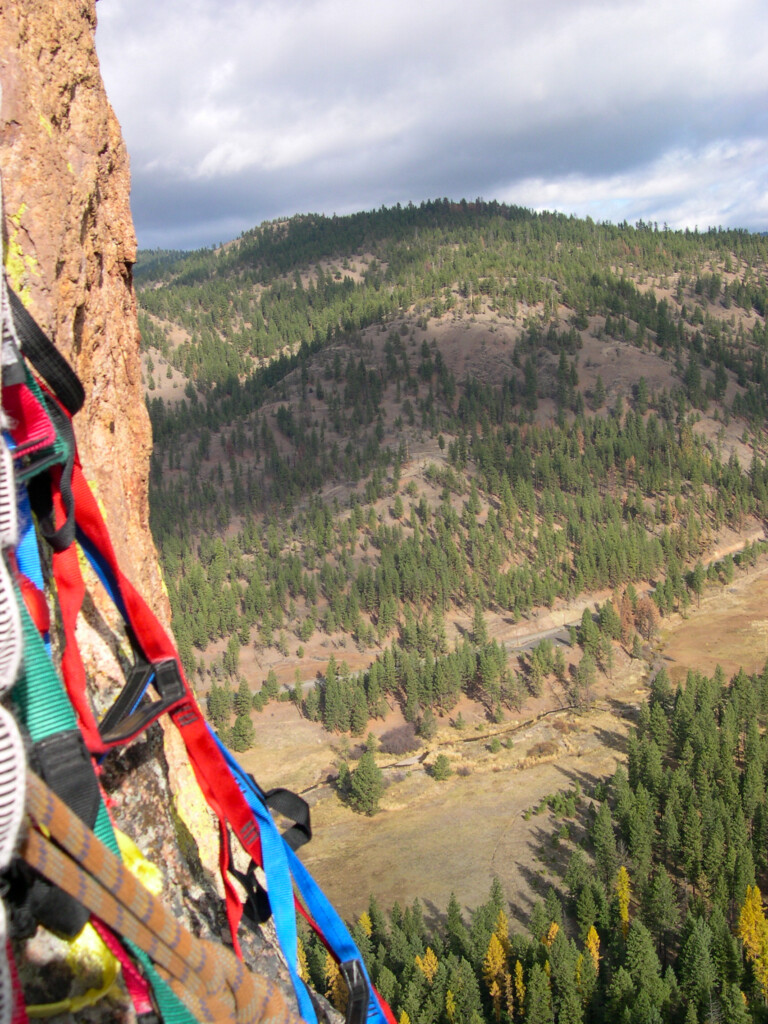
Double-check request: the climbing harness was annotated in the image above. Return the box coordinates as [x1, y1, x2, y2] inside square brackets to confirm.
[0, 180, 396, 1024]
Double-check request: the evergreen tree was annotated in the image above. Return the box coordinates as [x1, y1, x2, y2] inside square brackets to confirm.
[525, 962, 554, 1024]
[235, 676, 252, 716]
[348, 751, 383, 815]
[229, 712, 255, 752]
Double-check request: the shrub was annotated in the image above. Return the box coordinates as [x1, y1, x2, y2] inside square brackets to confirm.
[379, 724, 420, 756]
[528, 740, 559, 759]
[431, 754, 453, 780]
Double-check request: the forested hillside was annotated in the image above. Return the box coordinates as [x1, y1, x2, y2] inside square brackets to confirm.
[138, 201, 768, 1022]
[138, 202, 768, 736]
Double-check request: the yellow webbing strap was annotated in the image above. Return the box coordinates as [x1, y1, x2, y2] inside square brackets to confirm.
[25, 924, 118, 1019]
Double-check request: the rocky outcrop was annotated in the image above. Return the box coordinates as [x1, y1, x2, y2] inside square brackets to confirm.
[0, 1, 298, 1016]
[0, 1, 150, 597]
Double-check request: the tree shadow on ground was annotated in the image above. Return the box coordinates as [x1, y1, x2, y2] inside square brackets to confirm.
[590, 724, 629, 754]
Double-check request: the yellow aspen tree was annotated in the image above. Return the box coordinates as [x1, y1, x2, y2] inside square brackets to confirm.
[415, 947, 439, 984]
[544, 921, 560, 948]
[586, 925, 601, 972]
[514, 960, 526, 1018]
[615, 865, 631, 939]
[494, 907, 511, 958]
[483, 933, 506, 985]
[504, 971, 515, 1021]
[297, 936, 309, 982]
[488, 979, 502, 1021]
[398, 1013, 411, 1024]
[324, 951, 348, 1014]
[445, 989, 456, 1022]
[738, 885, 768, 1000]
[358, 911, 373, 938]
[483, 933, 507, 1021]
[738, 885, 767, 961]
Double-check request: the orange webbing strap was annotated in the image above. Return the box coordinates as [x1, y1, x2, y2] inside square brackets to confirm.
[20, 772, 305, 1024]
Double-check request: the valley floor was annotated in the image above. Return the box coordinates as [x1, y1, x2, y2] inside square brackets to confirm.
[237, 550, 768, 925]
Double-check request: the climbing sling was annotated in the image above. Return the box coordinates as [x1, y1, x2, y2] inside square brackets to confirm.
[0, 218, 396, 1024]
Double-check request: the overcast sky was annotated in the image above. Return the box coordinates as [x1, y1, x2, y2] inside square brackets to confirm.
[95, 0, 768, 251]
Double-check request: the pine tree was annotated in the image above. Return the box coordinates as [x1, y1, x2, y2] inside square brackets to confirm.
[472, 603, 488, 646]
[642, 866, 679, 961]
[525, 962, 554, 1024]
[592, 802, 618, 885]
[431, 753, 452, 780]
[234, 676, 252, 716]
[679, 915, 716, 1012]
[348, 751, 383, 815]
[229, 712, 255, 751]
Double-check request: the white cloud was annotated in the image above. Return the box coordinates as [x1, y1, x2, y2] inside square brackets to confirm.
[95, 0, 768, 246]
[498, 138, 768, 231]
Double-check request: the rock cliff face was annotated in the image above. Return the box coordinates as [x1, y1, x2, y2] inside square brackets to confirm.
[0, 0, 153, 597]
[0, 1, 296, 1015]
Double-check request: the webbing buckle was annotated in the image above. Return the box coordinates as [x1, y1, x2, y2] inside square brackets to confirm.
[339, 960, 369, 1024]
[99, 656, 186, 745]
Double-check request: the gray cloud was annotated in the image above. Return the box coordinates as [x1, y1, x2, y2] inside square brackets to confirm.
[96, 0, 768, 249]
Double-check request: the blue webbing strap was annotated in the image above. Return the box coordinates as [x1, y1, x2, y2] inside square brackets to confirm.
[212, 733, 317, 1024]
[213, 734, 387, 1024]
[285, 848, 385, 1024]
[15, 485, 50, 653]
[77, 500, 388, 1023]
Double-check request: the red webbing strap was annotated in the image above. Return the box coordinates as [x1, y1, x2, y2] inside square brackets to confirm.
[3, 381, 57, 457]
[6, 939, 28, 1024]
[91, 920, 154, 1017]
[50, 457, 185, 754]
[50, 479, 102, 751]
[70, 460, 178, 664]
[56, 456, 269, 953]
[169, 702, 267, 957]
[55, 441, 344, 972]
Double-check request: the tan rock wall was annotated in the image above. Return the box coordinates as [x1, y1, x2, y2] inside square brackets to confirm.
[0, 6, 305, 1016]
[0, 0, 163, 611]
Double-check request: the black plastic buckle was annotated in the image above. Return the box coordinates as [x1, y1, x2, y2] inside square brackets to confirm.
[99, 655, 186, 745]
[339, 960, 369, 1024]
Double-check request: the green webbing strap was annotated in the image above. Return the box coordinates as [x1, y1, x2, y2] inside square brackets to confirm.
[12, 598, 200, 1024]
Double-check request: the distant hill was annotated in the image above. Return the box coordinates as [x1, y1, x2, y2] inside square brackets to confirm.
[136, 200, 768, 739]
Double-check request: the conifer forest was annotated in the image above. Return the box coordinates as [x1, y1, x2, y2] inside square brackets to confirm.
[138, 201, 768, 1022]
